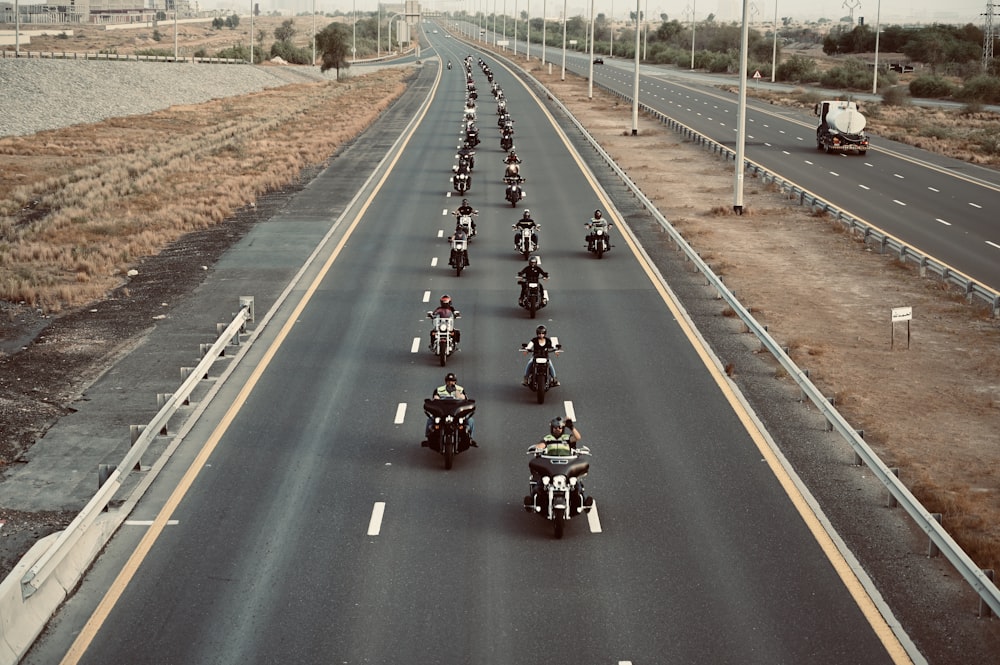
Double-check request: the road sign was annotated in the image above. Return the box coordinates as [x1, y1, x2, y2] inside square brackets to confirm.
[753, 70, 761, 79]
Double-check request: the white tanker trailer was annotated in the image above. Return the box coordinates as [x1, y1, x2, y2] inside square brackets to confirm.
[814, 100, 869, 155]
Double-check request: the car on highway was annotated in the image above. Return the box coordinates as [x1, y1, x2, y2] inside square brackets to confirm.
[593, 57, 604, 64]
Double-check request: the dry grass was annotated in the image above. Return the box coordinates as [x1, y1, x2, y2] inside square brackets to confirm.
[0, 68, 411, 311]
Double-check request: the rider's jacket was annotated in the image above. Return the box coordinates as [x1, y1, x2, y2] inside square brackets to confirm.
[433, 384, 467, 399]
[518, 265, 548, 282]
[524, 336, 557, 357]
[456, 205, 475, 216]
[514, 219, 537, 230]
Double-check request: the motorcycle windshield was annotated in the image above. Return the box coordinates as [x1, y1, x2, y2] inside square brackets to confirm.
[423, 398, 476, 420]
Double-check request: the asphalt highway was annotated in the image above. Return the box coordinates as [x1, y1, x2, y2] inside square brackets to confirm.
[25, 33, 913, 665]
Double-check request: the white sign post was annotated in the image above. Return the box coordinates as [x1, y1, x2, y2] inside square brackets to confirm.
[891, 306, 912, 350]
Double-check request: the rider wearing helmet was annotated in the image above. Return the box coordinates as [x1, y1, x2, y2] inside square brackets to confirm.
[503, 149, 522, 179]
[424, 372, 477, 446]
[521, 324, 560, 386]
[453, 199, 478, 235]
[431, 294, 458, 318]
[513, 209, 539, 250]
[517, 255, 549, 304]
[535, 415, 580, 450]
[586, 209, 612, 248]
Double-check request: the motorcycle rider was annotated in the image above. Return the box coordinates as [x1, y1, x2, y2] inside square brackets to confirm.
[521, 324, 559, 386]
[524, 417, 581, 509]
[452, 199, 478, 235]
[503, 149, 522, 179]
[513, 210, 539, 251]
[516, 255, 548, 305]
[447, 225, 471, 267]
[428, 294, 460, 347]
[457, 141, 476, 170]
[585, 209, 612, 249]
[423, 372, 477, 446]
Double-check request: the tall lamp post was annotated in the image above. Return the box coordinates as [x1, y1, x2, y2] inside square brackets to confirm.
[527, 0, 531, 60]
[560, 0, 567, 79]
[250, 0, 254, 64]
[733, 0, 750, 215]
[689, 0, 696, 69]
[631, 0, 639, 135]
[588, 0, 595, 97]
[770, 0, 777, 82]
[312, 0, 317, 66]
[542, 0, 547, 64]
[872, 0, 882, 94]
[609, 0, 614, 57]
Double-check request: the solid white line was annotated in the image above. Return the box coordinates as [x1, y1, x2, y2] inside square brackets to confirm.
[411, 337, 421, 353]
[422, 291, 431, 302]
[394, 403, 407, 424]
[588, 501, 603, 533]
[368, 502, 386, 536]
[987, 241, 1000, 250]
[431, 257, 439, 267]
[124, 520, 179, 526]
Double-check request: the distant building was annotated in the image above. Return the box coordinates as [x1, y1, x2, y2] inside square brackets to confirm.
[1, 0, 195, 23]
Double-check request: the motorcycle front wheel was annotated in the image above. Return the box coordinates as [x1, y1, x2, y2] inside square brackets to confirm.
[439, 340, 448, 366]
[553, 511, 565, 539]
[444, 440, 455, 470]
[536, 379, 545, 404]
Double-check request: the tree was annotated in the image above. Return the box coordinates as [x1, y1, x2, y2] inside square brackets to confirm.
[274, 19, 296, 43]
[225, 14, 240, 29]
[317, 23, 351, 78]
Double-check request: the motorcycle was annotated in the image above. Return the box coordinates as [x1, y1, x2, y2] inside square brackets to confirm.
[524, 442, 592, 538]
[447, 61, 453, 70]
[517, 277, 547, 319]
[585, 219, 614, 258]
[465, 126, 480, 147]
[500, 130, 514, 152]
[451, 169, 471, 194]
[497, 98, 507, 115]
[504, 177, 525, 207]
[455, 211, 477, 239]
[520, 340, 560, 403]
[427, 310, 461, 365]
[423, 398, 477, 470]
[453, 152, 474, 174]
[448, 231, 470, 277]
[513, 223, 539, 260]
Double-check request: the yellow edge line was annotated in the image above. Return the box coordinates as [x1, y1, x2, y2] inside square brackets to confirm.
[58, 64, 443, 665]
[518, 66, 913, 664]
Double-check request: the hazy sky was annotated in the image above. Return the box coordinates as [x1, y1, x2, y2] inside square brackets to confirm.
[204, 0, 988, 25]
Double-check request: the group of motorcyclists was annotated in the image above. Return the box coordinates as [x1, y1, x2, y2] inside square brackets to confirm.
[421, 53, 593, 531]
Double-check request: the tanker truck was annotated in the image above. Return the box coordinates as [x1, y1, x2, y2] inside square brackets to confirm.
[814, 100, 869, 155]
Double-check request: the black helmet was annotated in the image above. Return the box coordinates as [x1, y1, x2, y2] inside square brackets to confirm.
[535, 325, 547, 335]
[593, 210, 603, 219]
[445, 372, 457, 382]
[522, 210, 531, 219]
[549, 417, 564, 433]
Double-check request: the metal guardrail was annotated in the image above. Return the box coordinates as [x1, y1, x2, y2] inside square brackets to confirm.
[525, 68, 1000, 617]
[590, 81, 1000, 317]
[0, 50, 243, 63]
[19, 297, 254, 599]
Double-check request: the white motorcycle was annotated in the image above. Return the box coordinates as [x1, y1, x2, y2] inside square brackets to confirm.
[427, 310, 461, 366]
[513, 223, 539, 260]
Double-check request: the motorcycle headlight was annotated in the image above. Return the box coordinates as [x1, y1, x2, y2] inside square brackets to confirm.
[438, 323, 448, 332]
[553, 475, 568, 490]
[541, 476, 550, 486]
[569, 477, 578, 486]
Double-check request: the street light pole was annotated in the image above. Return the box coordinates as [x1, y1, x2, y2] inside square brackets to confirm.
[312, 0, 317, 66]
[560, 0, 567, 80]
[631, 0, 639, 135]
[770, 0, 777, 82]
[542, 0, 547, 64]
[872, 0, 882, 94]
[588, 0, 595, 97]
[526, 0, 531, 60]
[689, 0, 696, 69]
[250, 0, 254, 64]
[733, 0, 750, 214]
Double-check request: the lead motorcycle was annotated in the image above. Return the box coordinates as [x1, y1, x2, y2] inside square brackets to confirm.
[524, 442, 593, 538]
[423, 398, 476, 469]
[427, 310, 461, 365]
[520, 340, 561, 403]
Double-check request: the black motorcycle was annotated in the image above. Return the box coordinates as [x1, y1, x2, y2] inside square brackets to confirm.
[423, 398, 476, 469]
[517, 278, 546, 319]
[448, 232, 470, 277]
[500, 130, 514, 152]
[585, 219, 614, 258]
[504, 177, 525, 207]
[524, 443, 593, 538]
[520, 342, 561, 403]
[452, 169, 471, 194]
